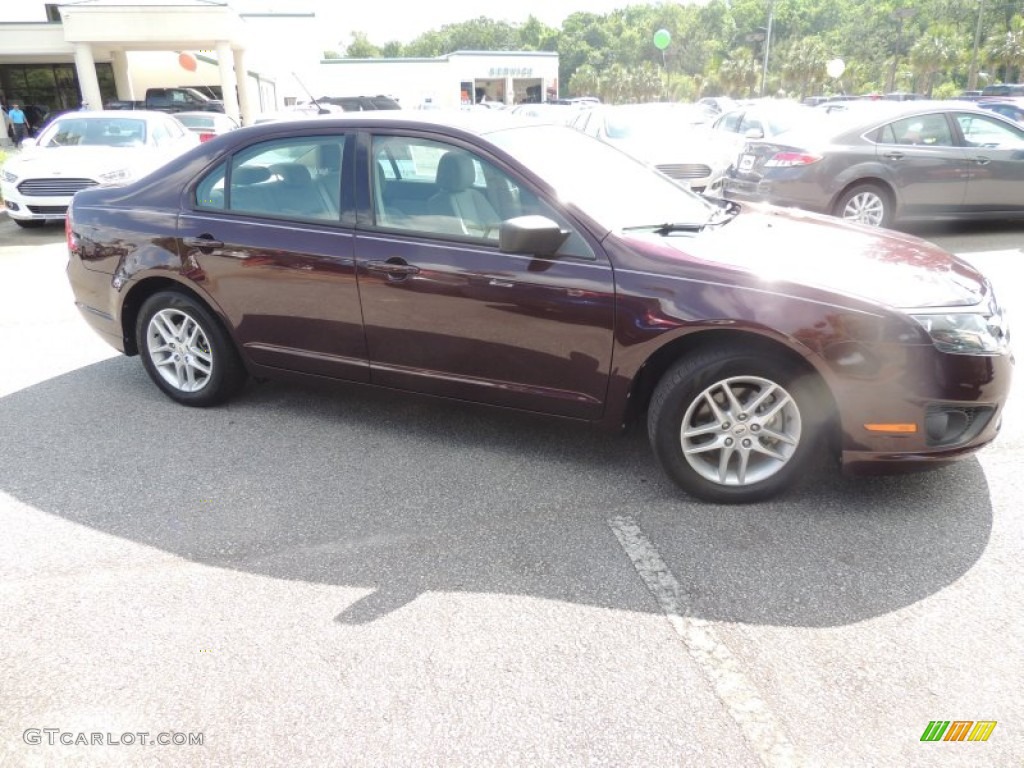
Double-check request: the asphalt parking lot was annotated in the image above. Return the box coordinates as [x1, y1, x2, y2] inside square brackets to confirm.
[1, 214, 1022, 767]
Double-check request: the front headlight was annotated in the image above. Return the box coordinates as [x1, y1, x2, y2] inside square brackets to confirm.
[1, 168, 17, 184]
[911, 298, 1011, 356]
[98, 168, 132, 183]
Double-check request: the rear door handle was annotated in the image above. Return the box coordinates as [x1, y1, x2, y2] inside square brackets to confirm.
[366, 260, 421, 278]
[882, 151, 905, 160]
[183, 235, 224, 249]
[972, 156, 991, 165]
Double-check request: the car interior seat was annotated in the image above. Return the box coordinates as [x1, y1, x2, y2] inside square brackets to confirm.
[428, 151, 501, 237]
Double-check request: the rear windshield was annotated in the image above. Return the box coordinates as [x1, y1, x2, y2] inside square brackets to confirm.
[176, 115, 215, 130]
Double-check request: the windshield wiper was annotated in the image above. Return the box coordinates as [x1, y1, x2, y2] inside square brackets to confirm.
[622, 202, 742, 236]
[704, 200, 741, 227]
[622, 222, 706, 234]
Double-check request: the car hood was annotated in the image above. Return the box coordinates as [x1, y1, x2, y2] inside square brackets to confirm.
[5, 146, 158, 179]
[629, 205, 987, 309]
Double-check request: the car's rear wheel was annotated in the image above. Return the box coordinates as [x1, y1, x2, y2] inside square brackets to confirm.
[648, 347, 824, 503]
[136, 291, 245, 406]
[834, 183, 892, 228]
[14, 219, 45, 229]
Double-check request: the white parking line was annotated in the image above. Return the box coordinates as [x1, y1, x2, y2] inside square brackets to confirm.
[608, 515, 803, 768]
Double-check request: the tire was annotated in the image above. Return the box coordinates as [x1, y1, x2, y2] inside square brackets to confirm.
[833, 183, 893, 228]
[647, 346, 826, 504]
[14, 219, 45, 229]
[136, 290, 246, 407]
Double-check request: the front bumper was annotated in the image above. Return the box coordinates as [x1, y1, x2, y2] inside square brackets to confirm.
[834, 344, 1013, 473]
[2, 182, 74, 220]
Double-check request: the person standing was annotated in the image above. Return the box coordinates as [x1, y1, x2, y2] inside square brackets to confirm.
[9, 103, 27, 148]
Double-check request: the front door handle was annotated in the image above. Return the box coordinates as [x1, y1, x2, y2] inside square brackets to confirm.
[972, 156, 991, 165]
[366, 260, 420, 278]
[183, 235, 225, 249]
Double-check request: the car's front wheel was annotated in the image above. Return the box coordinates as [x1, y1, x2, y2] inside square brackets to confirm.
[648, 347, 824, 503]
[834, 183, 893, 228]
[136, 291, 246, 406]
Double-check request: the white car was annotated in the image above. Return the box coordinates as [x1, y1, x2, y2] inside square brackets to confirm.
[1, 110, 199, 228]
[568, 103, 731, 194]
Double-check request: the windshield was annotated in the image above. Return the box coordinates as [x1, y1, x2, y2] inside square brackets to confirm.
[486, 124, 716, 230]
[37, 117, 147, 148]
[604, 105, 711, 140]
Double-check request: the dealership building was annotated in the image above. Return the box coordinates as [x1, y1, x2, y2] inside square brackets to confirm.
[0, 0, 560, 133]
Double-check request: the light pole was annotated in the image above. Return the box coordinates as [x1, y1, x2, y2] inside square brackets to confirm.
[968, 0, 986, 91]
[760, 0, 775, 97]
[888, 7, 916, 93]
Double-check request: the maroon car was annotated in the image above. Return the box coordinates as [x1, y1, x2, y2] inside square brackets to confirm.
[65, 113, 1013, 503]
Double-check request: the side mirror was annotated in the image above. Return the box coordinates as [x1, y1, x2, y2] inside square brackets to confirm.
[499, 215, 570, 257]
[743, 127, 764, 139]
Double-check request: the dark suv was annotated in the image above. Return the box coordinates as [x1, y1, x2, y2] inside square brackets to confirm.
[319, 95, 401, 111]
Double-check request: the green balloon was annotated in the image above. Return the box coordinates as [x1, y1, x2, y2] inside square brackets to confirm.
[653, 29, 671, 50]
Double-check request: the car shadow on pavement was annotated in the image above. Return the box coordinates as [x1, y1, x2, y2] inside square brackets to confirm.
[0, 357, 994, 628]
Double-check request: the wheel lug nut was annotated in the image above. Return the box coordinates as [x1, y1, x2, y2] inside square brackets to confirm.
[724, 437, 733, 446]
[751, 424, 761, 432]
[738, 413, 748, 421]
[742, 439, 752, 448]
[722, 422, 730, 429]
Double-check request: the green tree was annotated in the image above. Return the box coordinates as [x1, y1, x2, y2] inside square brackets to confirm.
[345, 32, 381, 58]
[909, 26, 961, 97]
[985, 17, 1024, 83]
[568, 64, 601, 98]
[780, 36, 829, 97]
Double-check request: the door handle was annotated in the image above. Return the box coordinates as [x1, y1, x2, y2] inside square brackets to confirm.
[183, 235, 224, 249]
[882, 151, 905, 160]
[972, 156, 991, 165]
[366, 260, 420, 278]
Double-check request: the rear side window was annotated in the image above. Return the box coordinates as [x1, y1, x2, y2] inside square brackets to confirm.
[194, 136, 347, 222]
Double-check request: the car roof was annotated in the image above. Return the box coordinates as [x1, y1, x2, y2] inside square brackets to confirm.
[238, 110, 543, 137]
[774, 99, 1016, 142]
[49, 110, 176, 121]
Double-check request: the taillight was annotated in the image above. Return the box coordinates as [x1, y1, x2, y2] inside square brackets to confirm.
[764, 152, 821, 168]
[199, 132, 216, 142]
[65, 208, 78, 253]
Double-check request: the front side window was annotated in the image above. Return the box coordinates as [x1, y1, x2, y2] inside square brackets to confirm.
[956, 113, 1024, 148]
[370, 134, 594, 258]
[193, 136, 346, 221]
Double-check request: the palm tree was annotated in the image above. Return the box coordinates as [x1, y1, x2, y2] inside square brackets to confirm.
[781, 37, 829, 98]
[984, 18, 1024, 83]
[909, 27, 961, 97]
[718, 48, 757, 98]
[568, 64, 601, 100]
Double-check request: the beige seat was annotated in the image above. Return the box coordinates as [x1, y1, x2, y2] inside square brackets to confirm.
[428, 151, 500, 237]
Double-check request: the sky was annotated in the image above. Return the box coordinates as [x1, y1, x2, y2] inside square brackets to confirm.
[241, 0, 651, 48]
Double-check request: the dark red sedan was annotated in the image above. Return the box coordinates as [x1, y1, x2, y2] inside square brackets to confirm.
[65, 113, 1013, 503]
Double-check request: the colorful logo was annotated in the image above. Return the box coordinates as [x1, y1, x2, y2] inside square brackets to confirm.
[920, 721, 997, 742]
